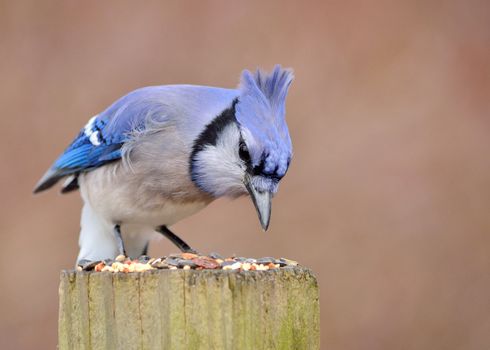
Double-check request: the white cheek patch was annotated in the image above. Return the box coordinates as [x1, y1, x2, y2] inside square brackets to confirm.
[192, 124, 247, 197]
[84, 115, 102, 146]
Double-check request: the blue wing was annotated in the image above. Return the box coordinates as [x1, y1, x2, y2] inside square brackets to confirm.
[53, 116, 126, 169]
[33, 84, 239, 193]
[33, 87, 156, 193]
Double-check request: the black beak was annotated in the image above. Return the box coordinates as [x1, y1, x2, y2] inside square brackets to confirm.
[245, 175, 272, 231]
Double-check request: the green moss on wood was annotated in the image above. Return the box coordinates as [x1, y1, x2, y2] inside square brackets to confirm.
[59, 267, 319, 350]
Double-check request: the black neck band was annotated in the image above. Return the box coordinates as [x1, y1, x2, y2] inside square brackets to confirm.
[189, 99, 239, 184]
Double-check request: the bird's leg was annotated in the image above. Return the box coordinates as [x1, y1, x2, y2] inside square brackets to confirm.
[113, 224, 127, 256]
[141, 242, 150, 256]
[155, 225, 198, 254]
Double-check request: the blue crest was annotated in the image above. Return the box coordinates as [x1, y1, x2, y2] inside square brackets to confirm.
[235, 65, 294, 178]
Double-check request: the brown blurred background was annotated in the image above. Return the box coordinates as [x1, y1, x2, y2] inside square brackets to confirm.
[1, 1, 490, 349]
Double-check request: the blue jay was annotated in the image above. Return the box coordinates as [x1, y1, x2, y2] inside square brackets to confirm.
[34, 65, 293, 262]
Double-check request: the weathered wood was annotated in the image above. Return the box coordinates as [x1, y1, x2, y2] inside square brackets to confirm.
[59, 267, 320, 350]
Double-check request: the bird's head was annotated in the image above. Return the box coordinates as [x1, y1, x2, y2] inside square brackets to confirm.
[190, 65, 293, 230]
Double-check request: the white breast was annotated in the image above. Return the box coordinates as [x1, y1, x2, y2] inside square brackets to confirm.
[76, 167, 211, 261]
[78, 165, 210, 227]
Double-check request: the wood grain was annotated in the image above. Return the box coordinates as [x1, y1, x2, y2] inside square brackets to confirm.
[58, 267, 320, 350]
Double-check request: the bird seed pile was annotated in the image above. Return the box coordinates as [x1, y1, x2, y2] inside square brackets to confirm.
[76, 253, 299, 273]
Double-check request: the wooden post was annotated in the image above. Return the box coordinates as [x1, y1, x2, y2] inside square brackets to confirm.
[59, 267, 320, 350]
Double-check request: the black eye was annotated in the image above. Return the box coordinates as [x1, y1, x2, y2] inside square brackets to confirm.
[239, 141, 251, 163]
